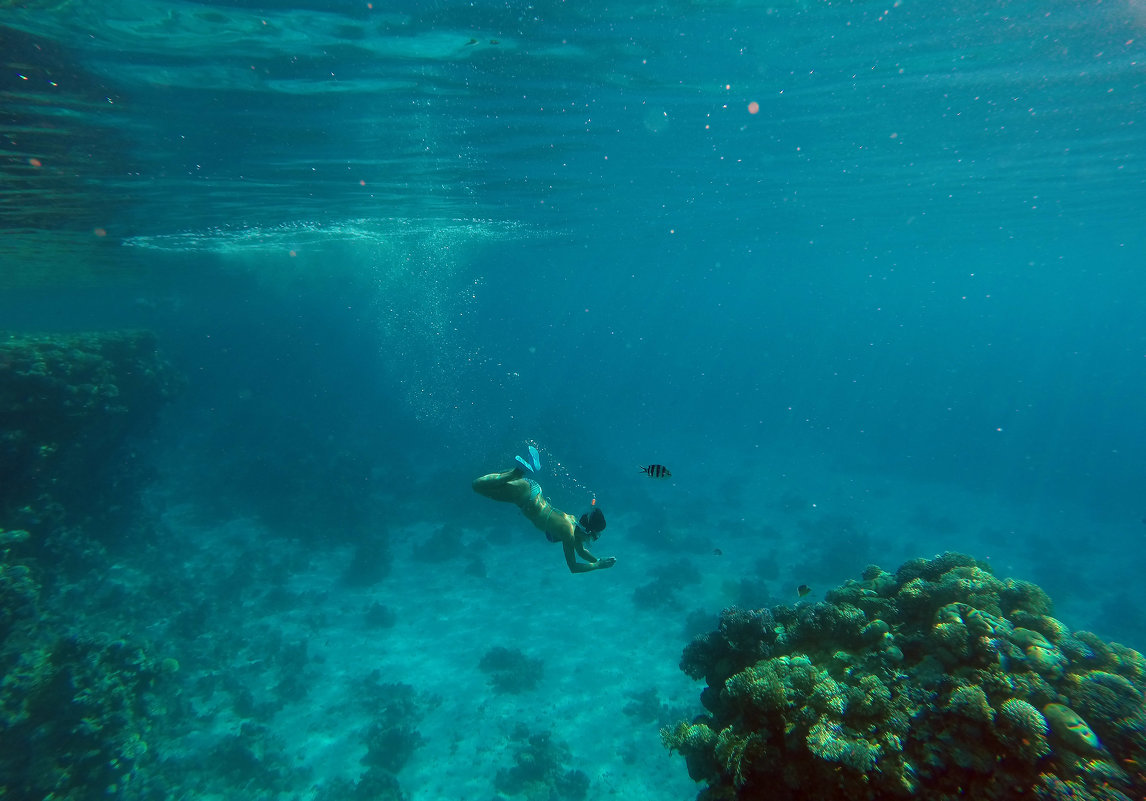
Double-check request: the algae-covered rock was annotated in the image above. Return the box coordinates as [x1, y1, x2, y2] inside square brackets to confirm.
[666, 552, 1146, 800]
[1025, 641, 1070, 679]
[0, 529, 30, 547]
[947, 684, 994, 724]
[1069, 670, 1143, 728]
[1043, 703, 1102, 754]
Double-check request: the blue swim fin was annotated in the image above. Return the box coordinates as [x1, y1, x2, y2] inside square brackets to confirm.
[515, 445, 541, 473]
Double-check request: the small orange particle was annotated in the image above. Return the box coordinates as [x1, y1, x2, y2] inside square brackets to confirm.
[93, 227, 107, 237]
[359, 179, 366, 186]
[747, 101, 760, 114]
[28, 157, 42, 168]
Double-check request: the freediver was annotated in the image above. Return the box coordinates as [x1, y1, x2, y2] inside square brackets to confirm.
[472, 445, 616, 574]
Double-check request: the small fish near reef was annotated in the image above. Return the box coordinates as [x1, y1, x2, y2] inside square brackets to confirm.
[640, 464, 672, 479]
[797, 584, 812, 597]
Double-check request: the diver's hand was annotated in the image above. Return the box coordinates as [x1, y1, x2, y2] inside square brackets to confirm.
[595, 556, 617, 569]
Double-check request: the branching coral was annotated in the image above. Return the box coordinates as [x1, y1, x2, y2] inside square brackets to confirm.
[997, 698, 1051, 762]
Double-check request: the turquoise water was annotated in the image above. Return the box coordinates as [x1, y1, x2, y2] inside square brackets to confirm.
[3, 1, 1146, 799]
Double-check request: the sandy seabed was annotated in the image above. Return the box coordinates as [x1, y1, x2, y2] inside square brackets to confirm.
[144, 460, 1139, 801]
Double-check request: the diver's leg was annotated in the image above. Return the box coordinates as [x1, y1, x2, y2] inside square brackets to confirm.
[472, 468, 534, 504]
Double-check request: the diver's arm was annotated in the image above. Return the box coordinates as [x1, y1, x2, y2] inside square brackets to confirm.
[577, 540, 617, 569]
[563, 542, 594, 573]
[575, 541, 599, 563]
[564, 542, 616, 573]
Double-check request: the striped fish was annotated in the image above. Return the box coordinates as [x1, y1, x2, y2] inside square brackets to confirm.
[640, 464, 671, 479]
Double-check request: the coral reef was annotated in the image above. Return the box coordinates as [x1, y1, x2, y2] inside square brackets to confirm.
[410, 524, 464, 562]
[0, 629, 181, 800]
[203, 723, 295, 795]
[362, 721, 424, 775]
[314, 770, 406, 801]
[1, 518, 186, 800]
[494, 725, 590, 800]
[356, 678, 435, 774]
[364, 601, 397, 629]
[314, 674, 436, 801]
[340, 536, 392, 588]
[0, 536, 38, 641]
[0, 330, 179, 528]
[632, 558, 703, 611]
[663, 553, 1146, 800]
[623, 686, 684, 729]
[479, 645, 544, 694]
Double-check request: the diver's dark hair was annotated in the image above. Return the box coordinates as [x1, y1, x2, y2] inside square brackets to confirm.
[579, 507, 606, 535]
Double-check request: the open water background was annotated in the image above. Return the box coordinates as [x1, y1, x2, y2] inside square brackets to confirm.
[2, 1, 1146, 796]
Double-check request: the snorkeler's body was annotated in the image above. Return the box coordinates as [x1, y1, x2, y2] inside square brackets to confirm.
[472, 467, 617, 574]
